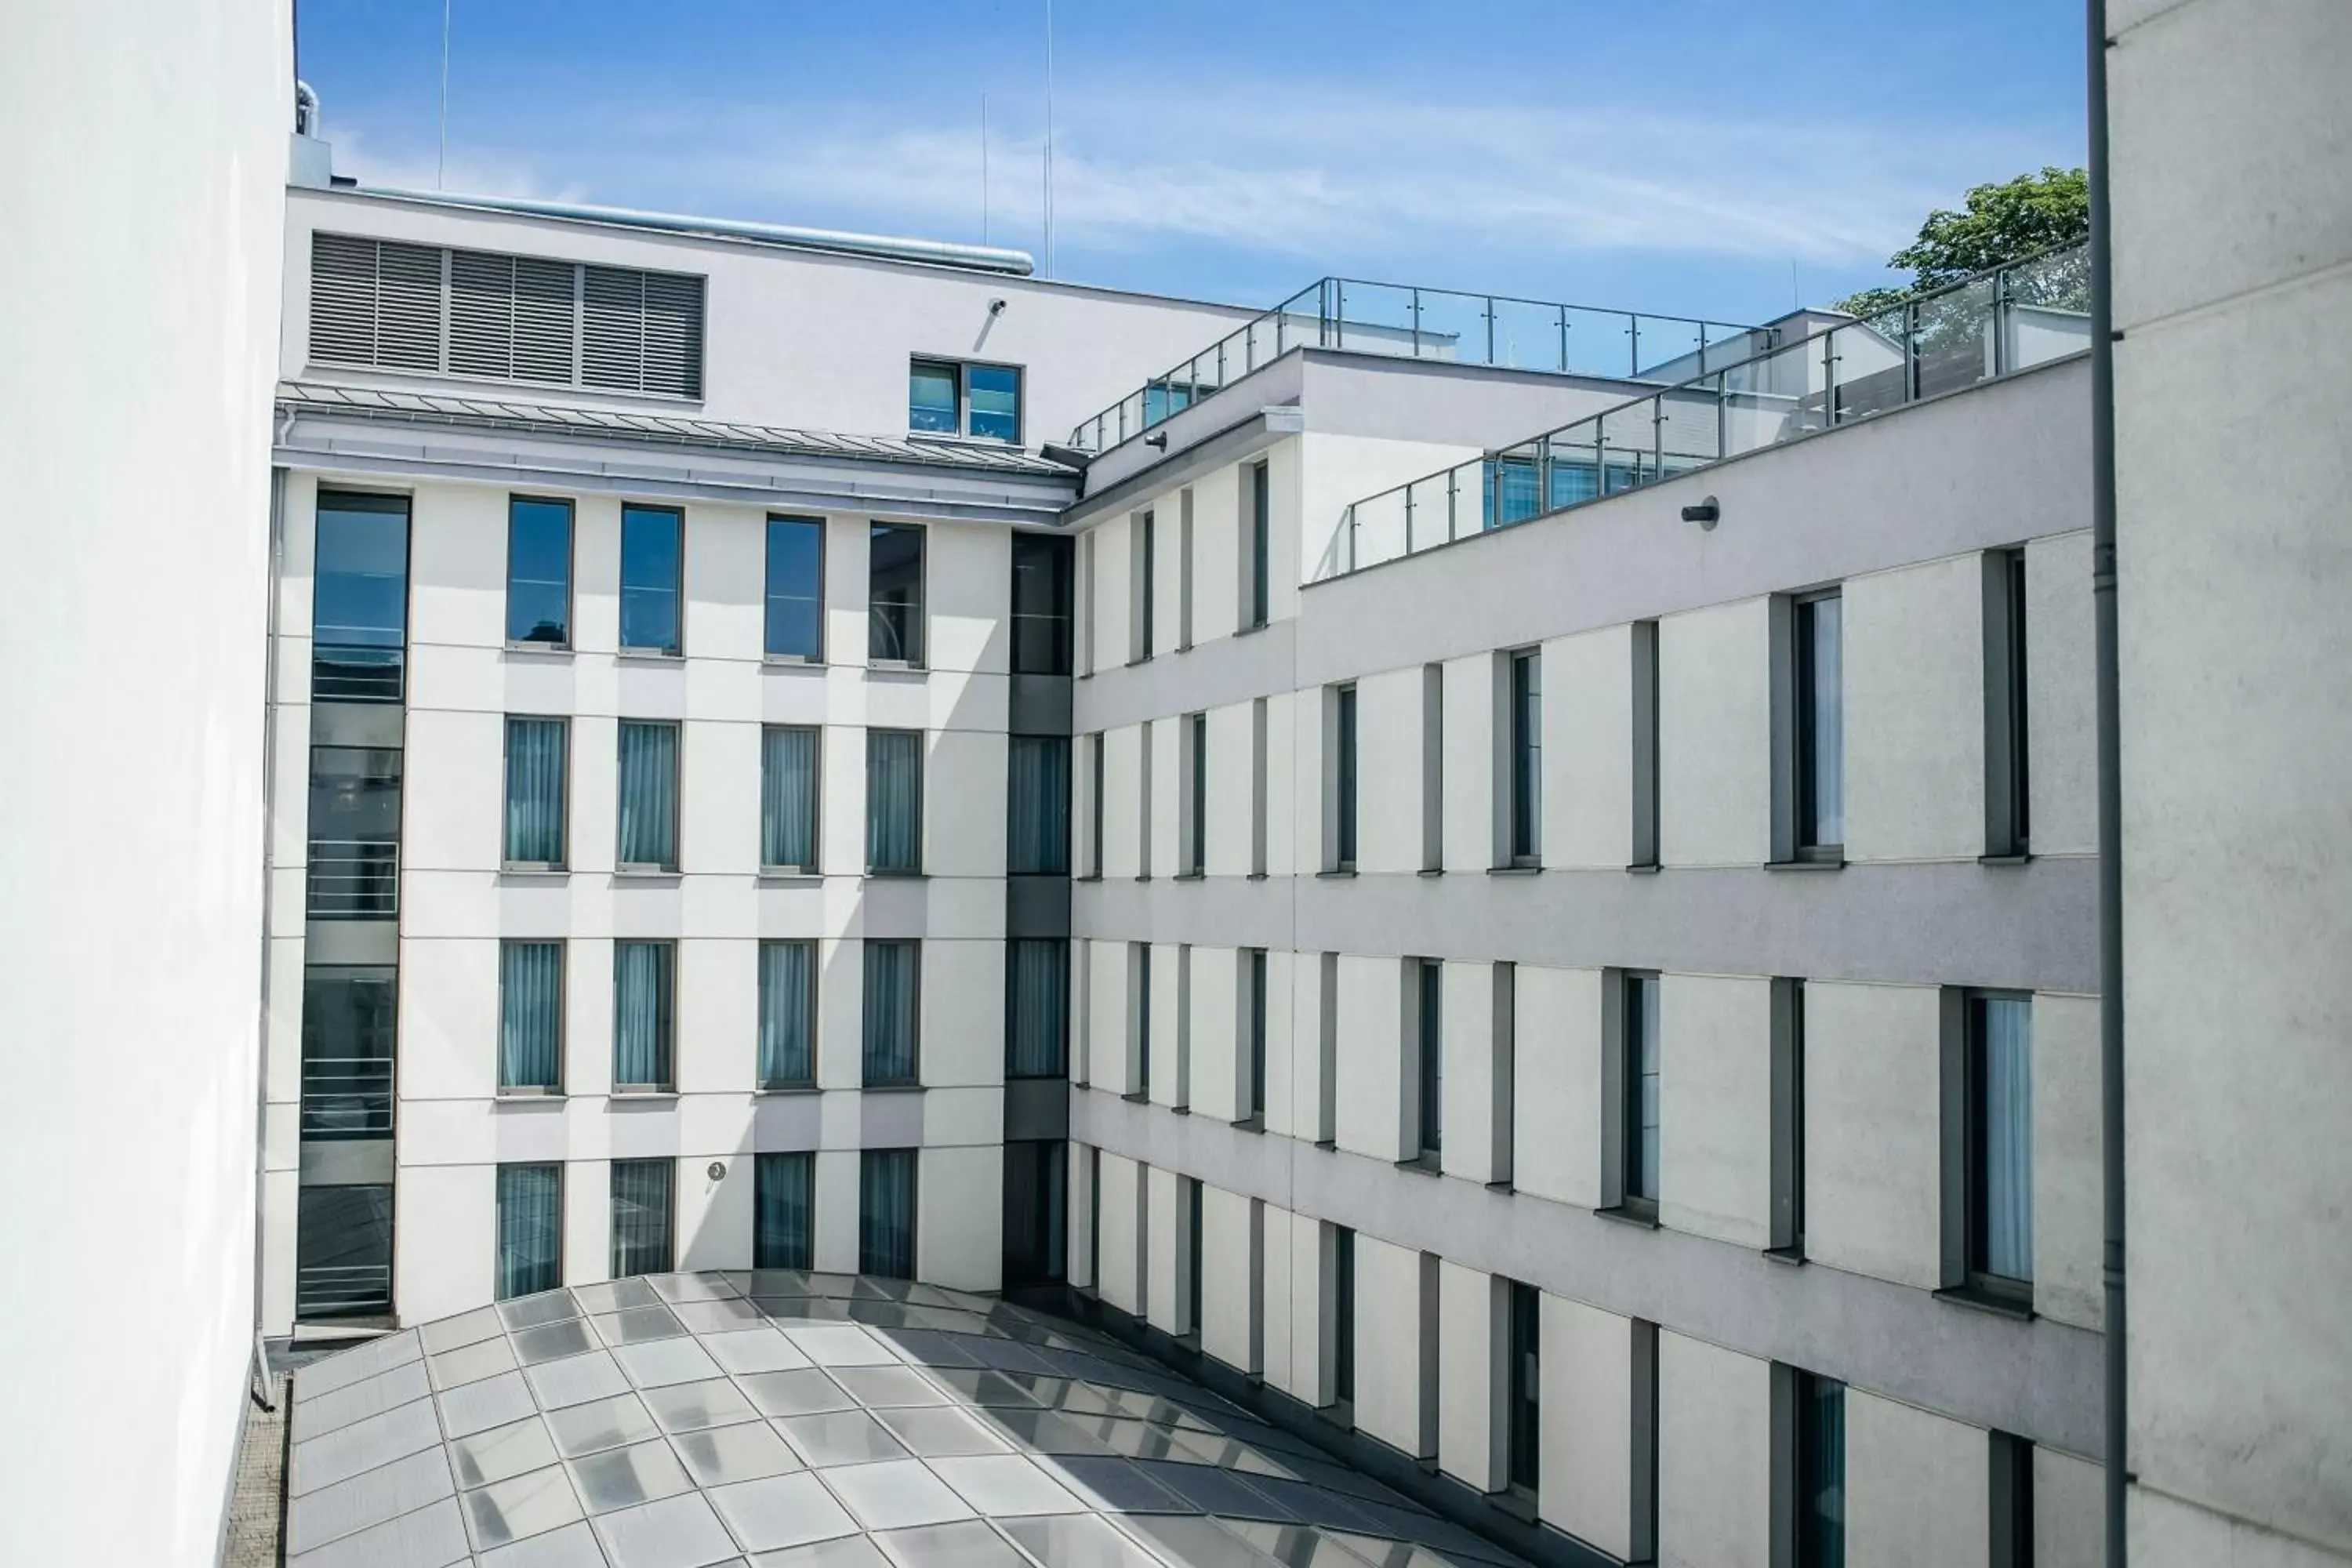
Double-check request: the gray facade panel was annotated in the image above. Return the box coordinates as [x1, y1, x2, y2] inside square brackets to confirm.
[1076, 620, 1298, 738]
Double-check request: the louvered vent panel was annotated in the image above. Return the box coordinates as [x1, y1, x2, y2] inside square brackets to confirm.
[447, 250, 517, 379]
[640, 272, 706, 398]
[512, 258, 579, 383]
[373, 241, 446, 371]
[310, 234, 382, 365]
[581, 266, 646, 392]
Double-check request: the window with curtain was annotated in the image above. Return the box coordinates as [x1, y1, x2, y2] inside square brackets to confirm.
[1795, 590, 1845, 855]
[866, 729, 923, 873]
[1507, 1279, 1540, 1493]
[506, 496, 573, 646]
[859, 1149, 918, 1279]
[503, 717, 568, 866]
[1005, 939, 1069, 1079]
[1969, 994, 2034, 1295]
[1001, 1141, 1066, 1287]
[610, 1159, 673, 1277]
[1510, 649, 1543, 864]
[862, 940, 920, 1086]
[495, 1163, 562, 1299]
[754, 1152, 814, 1270]
[764, 516, 823, 660]
[758, 940, 816, 1088]
[868, 523, 925, 664]
[1623, 971, 1661, 1213]
[619, 504, 682, 655]
[1418, 959, 1443, 1158]
[1797, 1374, 1846, 1568]
[499, 941, 563, 1091]
[1007, 735, 1069, 875]
[613, 941, 673, 1089]
[761, 726, 819, 872]
[616, 720, 679, 869]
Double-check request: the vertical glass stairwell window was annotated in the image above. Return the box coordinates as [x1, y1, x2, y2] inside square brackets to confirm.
[761, 725, 819, 873]
[615, 720, 679, 871]
[1007, 736, 1069, 875]
[312, 490, 410, 702]
[503, 717, 568, 868]
[1006, 939, 1069, 1079]
[307, 746, 402, 918]
[619, 504, 683, 655]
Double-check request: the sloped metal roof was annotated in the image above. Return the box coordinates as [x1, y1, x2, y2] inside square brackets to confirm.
[283, 1272, 1526, 1568]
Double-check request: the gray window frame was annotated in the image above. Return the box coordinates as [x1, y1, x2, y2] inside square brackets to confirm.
[504, 494, 575, 650]
[502, 715, 570, 871]
[611, 938, 676, 1093]
[614, 718, 681, 873]
[867, 522, 927, 667]
[908, 356, 1024, 444]
[617, 503, 684, 658]
[763, 514, 826, 663]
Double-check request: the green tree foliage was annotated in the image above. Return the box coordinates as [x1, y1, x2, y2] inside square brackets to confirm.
[1838, 166, 2089, 318]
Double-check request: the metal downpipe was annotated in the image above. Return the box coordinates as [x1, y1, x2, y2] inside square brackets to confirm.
[2085, 1, 2127, 1564]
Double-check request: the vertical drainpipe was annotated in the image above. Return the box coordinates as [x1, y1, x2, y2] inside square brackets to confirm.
[252, 457, 289, 1402]
[2085, 2, 2127, 1564]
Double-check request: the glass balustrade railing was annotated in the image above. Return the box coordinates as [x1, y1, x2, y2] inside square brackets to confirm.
[1318, 241, 2091, 581]
[1067, 278, 1755, 454]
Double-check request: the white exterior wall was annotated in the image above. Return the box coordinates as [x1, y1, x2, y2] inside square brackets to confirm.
[0, 5, 287, 1563]
[1439, 960, 1509, 1185]
[1802, 980, 1945, 1290]
[1200, 1184, 1260, 1374]
[1334, 955, 1409, 1163]
[1541, 1294, 1633, 1558]
[1436, 1261, 1504, 1493]
[1844, 1389, 1987, 1568]
[1352, 1234, 1432, 1459]
[1513, 966, 1603, 1209]
[1843, 553, 1987, 862]
[1543, 624, 1635, 868]
[1657, 974, 1773, 1248]
[1658, 598, 1772, 867]
[1657, 1334, 1773, 1568]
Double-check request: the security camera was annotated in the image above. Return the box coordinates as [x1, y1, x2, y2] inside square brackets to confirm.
[988, 298, 1007, 316]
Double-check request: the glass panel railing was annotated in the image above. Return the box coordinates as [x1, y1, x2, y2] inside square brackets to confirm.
[1317, 241, 2090, 582]
[1069, 277, 1750, 452]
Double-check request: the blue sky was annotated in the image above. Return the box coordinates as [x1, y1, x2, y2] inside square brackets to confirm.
[297, 0, 2085, 325]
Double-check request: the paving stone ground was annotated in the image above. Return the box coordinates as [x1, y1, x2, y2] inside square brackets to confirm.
[221, 1373, 288, 1568]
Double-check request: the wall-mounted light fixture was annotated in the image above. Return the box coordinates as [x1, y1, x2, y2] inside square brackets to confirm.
[706, 1161, 728, 1181]
[1682, 496, 1721, 530]
[1145, 431, 1168, 449]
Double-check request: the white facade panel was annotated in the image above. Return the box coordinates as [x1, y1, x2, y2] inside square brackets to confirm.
[1803, 981, 1944, 1290]
[1541, 1293, 1632, 1559]
[1657, 1332, 1773, 1568]
[1513, 965, 1603, 1210]
[1843, 553, 1987, 863]
[1658, 597, 1772, 867]
[1543, 623, 1635, 869]
[1334, 955, 1408, 1163]
[1843, 1389, 1988, 1568]
[1657, 973, 1773, 1249]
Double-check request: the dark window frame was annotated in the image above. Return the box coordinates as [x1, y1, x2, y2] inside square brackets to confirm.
[1984, 547, 2031, 858]
[1506, 1279, 1541, 1495]
[617, 503, 684, 657]
[753, 1151, 815, 1271]
[861, 938, 924, 1088]
[865, 728, 926, 876]
[614, 718, 681, 873]
[505, 494, 575, 648]
[1183, 711, 1208, 876]
[760, 723, 822, 875]
[1330, 1225, 1357, 1410]
[867, 522, 927, 666]
[908, 356, 1024, 444]
[763, 514, 826, 662]
[1249, 460, 1272, 630]
[1619, 970, 1661, 1218]
[1417, 957, 1443, 1160]
[608, 1157, 676, 1279]
[1793, 589, 1845, 860]
[756, 938, 819, 1091]
[611, 938, 677, 1092]
[494, 1161, 564, 1301]
[1334, 684, 1359, 871]
[1962, 989, 2035, 1305]
[858, 1147, 920, 1279]
[502, 714, 570, 870]
[495, 938, 566, 1094]
[1508, 648, 1544, 866]
[1010, 531, 1075, 677]
[1246, 949, 1269, 1123]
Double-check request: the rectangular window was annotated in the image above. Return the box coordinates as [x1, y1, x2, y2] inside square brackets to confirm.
[1967, 994, 2034, 1297]
[909, 358, 1022, 442]
[1247, 949, 1268, 1122]
[1795, 1374, 1846, 1568]
[1795, 590, 1845, 855]
[612, 940, 674, 1090]
[1632, 619, 1661, 867]
[499, 940, 564, 1092]
[1133, 943, 1153, 1094]
[1509, 649, 1543, 865]
[862, 940, 920, 1086]
[1417, 959, 1443, 1160]
[506, 496, 573, 646]
[1990, 1432, 2036, 1568]
[764, 515, 824, 661]
[615, 720, 680, 870]
[1007, 939, 1069, 1078]
[1003, 1141, 1067, 1287]
[311, 490, 411, 702]
[1985, 548, 2031, 857]
[1621, 971, 1661, 1215]
[1182, 712, 1207, 876]
[1507, 1279, 1541, 1494]
[1011, 532, 1074, 676]
[859, 1149, 919, 1279]
[1134, 510, 1156, 662]
[1334, 684, 1359, 871]
[1771, 978, 1807, 1257]
[1331, 1225, 1357, 1408]
[619, 504, 682, 655]
[495, 1163, 562, 1300]
[300, 965, 396, 1138]
[868, 523, 926, 664]
[503, 717, 568, 867]
[1138, 723, 1155, 880]
[1007, 735, 1070, 875]
[866, 728, 924, 874]
[760, 726, 819, 873]
[307, 746, 402, 918]
[610, 1159, 673, 1278]
[296, 1184, 394, 1319]
[1249, 461, 1271, 630]
[757, 940, 817, 1088]
[1185, 1177, 1205, 1337]
[1251, 697, 1269, 877]
[1422, 664, 1444, 873]
[1178, 489, 1196, 651]
[1087, 732, 1107, 878]
[754, 1152, 815, 1270]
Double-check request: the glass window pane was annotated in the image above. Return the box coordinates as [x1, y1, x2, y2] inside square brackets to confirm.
[611, 1160, 674, 1278]
[307, 746, 402, 918]
[616, 721, 679, 869]
[869, 524, 925, 663]
[313, 492, 411, 701]
[761, 726, 819, 871]
[506, 497, 573, 645]
[967, 364, 1022, 442]
[765, 517, 823, 659]
[1800, 595, 1845, 849]
[759, 941, 815, 1087]
[301, 965, 395, 1138]
[1976, 997, 2034, 1283]
[859, 1149, 918, 1279]
[504, 717, 568, 864]
[619, 505, 681, 654]
[497, 1164, 563, 1299]
[1336, 688, 1358, 867]
[866, 729, 923, 873]
[296, 1183, 394, 1318]
[756, 1152, 814, 1271]
[1007, 736, 1069, 875]
[499, 941, 563, 1091]
[1006, 939, 1069, 1079]
[909, 361, 960, 434]
[862, 942, 920, 1085]
[1419, 961, 1443, 1156]
[1001, 1141, 1066, 1287]
[614, 942, 673, 1088]
[1010, 532, 1073, 675]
